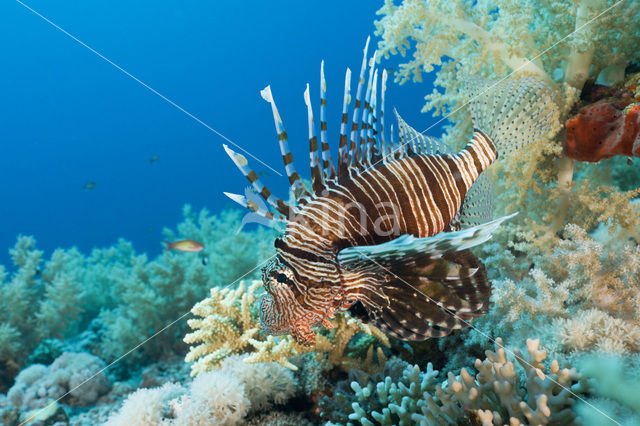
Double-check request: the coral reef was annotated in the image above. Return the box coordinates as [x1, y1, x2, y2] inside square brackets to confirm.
[0, 206, 272, 386]
[5, 352, 111, 423]
[105, 357, 298, 425]
[472, 221, 640, 361]
[184, 279, 390, 374]
[375, 0, 640, 240]
[2, 3, 639, 425]
[375, 1, 640, 379]
[323, 338, 585, 426]
[576, 355, 640, 425]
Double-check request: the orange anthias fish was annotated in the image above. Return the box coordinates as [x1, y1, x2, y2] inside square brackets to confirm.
[162, 239, 204, 253]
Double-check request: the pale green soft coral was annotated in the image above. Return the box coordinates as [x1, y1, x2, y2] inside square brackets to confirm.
[94, 206, 275, 365]
[376, 0, 640, 110]
[0, 205, 274, 377]
[575, 355, 640, 425]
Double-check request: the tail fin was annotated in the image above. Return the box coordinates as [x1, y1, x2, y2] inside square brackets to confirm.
[463, 76, 559, 158]
[162, 241, 172, 252]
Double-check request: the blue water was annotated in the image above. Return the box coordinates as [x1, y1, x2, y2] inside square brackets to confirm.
[0, 0, 442, 268]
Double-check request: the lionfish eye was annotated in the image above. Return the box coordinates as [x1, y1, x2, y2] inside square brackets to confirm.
[276, 273, 288, 283]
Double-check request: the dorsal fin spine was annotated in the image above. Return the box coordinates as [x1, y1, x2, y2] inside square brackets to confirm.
[261, 86, 311, 201]
[304, 84, 325, 195]
[367, 69, 378, 166]
[387, 123, 395, 162]
[380, 69, 388, 159]
[319, 61, 335, 180]
[359, 51, 376, 166]
[338, 68, 352, 178]
[348, 36, 370, 167]
[222, 144, 293, 217]
[223, 191, 285, 222]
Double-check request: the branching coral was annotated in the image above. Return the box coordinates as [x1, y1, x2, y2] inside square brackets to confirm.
[184, 281, 262, 374]
[323, 337, 585, 425]
[184, 280, 390, 375]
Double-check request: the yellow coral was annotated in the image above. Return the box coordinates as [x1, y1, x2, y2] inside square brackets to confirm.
[184, 281, 261, 376]
[184, 280, 389, 375]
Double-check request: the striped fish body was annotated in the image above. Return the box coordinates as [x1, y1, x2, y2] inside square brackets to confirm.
[226, 40, 557, 345]
[267, 132, 496, 344]
[326, 131, 496, 244]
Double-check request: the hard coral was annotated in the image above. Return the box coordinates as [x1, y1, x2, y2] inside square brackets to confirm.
[323, 338, 584, 426]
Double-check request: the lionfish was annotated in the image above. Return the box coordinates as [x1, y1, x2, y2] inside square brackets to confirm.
[224, 38, 556, 345]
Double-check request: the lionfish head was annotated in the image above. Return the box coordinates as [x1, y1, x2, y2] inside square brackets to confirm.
[259, 257, 321, 346]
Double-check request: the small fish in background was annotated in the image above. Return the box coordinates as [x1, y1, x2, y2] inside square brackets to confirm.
[83, 182, 96, 190]
[149, 154, 159, 165]
[162, 239, 204, 253]
[257, 171, 270, 179]
[201, 256, 209, 266]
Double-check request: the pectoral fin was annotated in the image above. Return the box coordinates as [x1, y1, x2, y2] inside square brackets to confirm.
[339, 215, 515, 341]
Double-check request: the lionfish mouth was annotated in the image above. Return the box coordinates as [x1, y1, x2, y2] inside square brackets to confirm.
[258, 289, 321, 346]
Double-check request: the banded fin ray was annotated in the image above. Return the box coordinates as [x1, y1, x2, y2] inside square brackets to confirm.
[223, 188, 285, 223]
[339, 215, 516, 340]
[348, 36, 370, 169]
[358, 51, 377, 167]
[366, 68, 379, 166]
[379, 69, 388, 157]
[348, 249, 491, 341]
[337, 68, 352, 177]
[303, 84, 326, 195]
[261, 86, 312, 203]
[223, 144, 295, 217]
[319, 61, 336, 180]
[338, 213, 517, 269]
